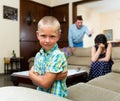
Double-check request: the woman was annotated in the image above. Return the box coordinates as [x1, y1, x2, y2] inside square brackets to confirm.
[88, 34, 114, 80]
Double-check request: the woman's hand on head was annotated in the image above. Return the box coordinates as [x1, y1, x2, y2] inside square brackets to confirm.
[99, 43, 105, 51]
[99, 43, 105, 48]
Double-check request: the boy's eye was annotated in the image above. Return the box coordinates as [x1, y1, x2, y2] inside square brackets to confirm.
[40, 35, 56, 38]
[40, 35, 46, 37]
[50, 35, 56, 38]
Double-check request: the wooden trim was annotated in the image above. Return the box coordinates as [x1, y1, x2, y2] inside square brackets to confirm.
[72, 0, 101, 23]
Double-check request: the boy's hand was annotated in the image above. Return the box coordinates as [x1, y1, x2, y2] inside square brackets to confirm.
[34, 72, 39, 76]
[56, 71, 68, 80]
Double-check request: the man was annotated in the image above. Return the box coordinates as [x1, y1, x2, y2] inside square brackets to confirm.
[68, 16, 93, 50]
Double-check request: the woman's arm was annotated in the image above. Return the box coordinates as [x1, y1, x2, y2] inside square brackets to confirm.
[91, 45, 103, 62]
[98, 43, 112, 62]
[29, 66, 57, 89]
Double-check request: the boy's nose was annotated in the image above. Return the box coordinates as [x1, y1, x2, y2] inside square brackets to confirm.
[46, 37, 50, 42]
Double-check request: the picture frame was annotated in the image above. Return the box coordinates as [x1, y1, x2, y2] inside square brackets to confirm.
[103, 29, 113, 41]
[3, 5, 18, 21]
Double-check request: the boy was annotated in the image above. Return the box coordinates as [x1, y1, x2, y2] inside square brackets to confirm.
[29, 16, 68, 97]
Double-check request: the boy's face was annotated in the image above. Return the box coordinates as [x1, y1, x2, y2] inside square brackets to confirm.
[36, 26, 60, 51]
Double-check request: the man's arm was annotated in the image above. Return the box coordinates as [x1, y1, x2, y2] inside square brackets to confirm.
[85, 26, 93, 37]
[88, 29, 94, 37]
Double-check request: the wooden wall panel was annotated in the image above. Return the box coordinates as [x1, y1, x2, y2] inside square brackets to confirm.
[20, 0, 69, 70]
[51, 4, 69, 47]
[20, 41, 40, 70]
[20, 0, 51, 70]
[20, 0, 50, 41]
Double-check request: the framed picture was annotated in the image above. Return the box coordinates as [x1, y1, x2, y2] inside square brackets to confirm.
[103, 29, 113, 41]
[3, 5, 18, 21]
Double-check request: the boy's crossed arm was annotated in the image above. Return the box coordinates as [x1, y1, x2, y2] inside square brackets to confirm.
[29, 66, 67, 89]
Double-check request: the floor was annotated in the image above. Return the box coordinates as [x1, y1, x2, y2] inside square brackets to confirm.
[0, 74, 13, 87]
[0, 74, 36, 89]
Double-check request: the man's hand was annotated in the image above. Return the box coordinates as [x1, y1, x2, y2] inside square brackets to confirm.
[56, 71, 68, 80]
[90, 29, 94, 34]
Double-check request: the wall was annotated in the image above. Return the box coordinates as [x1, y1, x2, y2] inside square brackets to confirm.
[0, 0, 20, 73]
[31, 0, 51, 6]
[20, 0, 51, 70]
[77, 5, 101, 47]
[0, 0, 81, 73]
[32, 0, 81, 26]
[77, 4, 120, 47]
[101, 10, 120, 41]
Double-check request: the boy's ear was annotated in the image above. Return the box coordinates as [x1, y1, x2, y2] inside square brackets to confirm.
[36, 31, 39, 39]
[57, 33, 61, 41]
[36, 31, 38, 35]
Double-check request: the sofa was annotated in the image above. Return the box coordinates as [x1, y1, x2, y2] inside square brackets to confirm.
[61, 46, 120, 72]
[27, 47, 91, 73]
[0, 86, 72, 101]
[66, 47, 120, 101]
[27, 47, 120, 101]
[60, 47, 91, 73]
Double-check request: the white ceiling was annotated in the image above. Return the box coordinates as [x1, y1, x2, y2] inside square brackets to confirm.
[82, 0, 120, 13]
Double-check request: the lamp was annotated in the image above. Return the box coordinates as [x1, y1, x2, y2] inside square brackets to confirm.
[26, 12, 32, 25]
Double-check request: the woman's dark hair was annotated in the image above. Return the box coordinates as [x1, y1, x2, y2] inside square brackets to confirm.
[95, 34, 107, 48]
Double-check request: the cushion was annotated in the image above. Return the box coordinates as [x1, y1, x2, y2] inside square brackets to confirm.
[72, 47, 91, 57]
[67, 83, 119, 101]
[111, 95, 120, 101]
[28, 57, 34, 69]
[112, 47, 120, 59]
[112, 62, 120, 73]
[28, 57, 34, 63]
[67, 56, 91, 66]
[88, 72, 120, 93]
[0, 86, 72, 101]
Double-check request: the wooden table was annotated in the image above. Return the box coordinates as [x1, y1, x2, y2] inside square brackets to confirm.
[10, 57, 24, 72]
[11, 69, 88, 87]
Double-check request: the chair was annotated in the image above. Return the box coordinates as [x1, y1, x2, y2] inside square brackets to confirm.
[4, 57, 10, 74]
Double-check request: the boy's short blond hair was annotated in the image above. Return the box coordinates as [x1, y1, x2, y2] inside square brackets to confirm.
[38, 16, 61, 34]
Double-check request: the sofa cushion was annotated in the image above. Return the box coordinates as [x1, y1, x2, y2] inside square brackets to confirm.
[67, 56, 91, 66]
[112, 61, 120, 73]
[111, 95, 120, 101]
[28, 57, 34, 69]
[0, 86, 72, 101]
[112, 47, 120, 60]
[72, 47, 91, 57]
[67, 83, 119, 101]
[88, 72, 120, 93]
[28, 57, 34, 63]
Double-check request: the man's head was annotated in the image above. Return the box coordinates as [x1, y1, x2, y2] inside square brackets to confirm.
[75, 16, 83, 29]
[36, 16, 61, 51]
